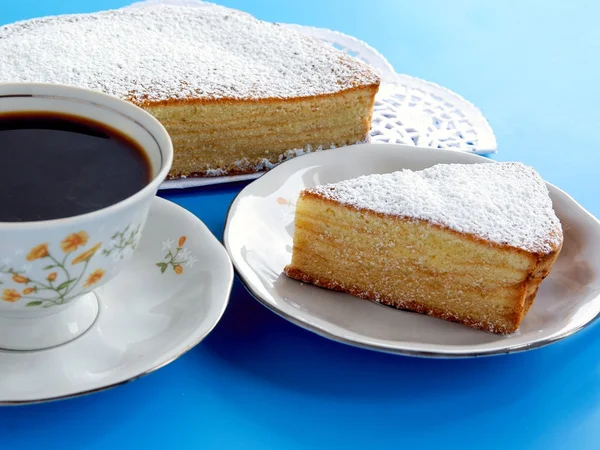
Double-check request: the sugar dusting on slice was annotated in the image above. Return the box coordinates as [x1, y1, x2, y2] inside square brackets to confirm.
[0, 4, 379, 105]
[308, 162, 563, 253]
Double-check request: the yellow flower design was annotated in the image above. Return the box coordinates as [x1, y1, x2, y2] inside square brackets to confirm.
[26, 243, 49, 261]
[0, 223, 137, 308]
[178, 236, 187, 248]
[12, 274, 29, 284]
[72, 243, 102, 265]
[61, 231, 89, 253]
[84, 269, 105, 288]
[174, 265, 183, 275]
[2, 289, 21, 302]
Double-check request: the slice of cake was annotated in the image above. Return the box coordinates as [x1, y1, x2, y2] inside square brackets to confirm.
[0, 4, 380, 179]
[284, 162, 563, 334]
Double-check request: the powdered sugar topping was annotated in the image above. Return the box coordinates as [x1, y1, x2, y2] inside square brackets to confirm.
[309, 162, 562, 253]
[0, 4, 379, 104]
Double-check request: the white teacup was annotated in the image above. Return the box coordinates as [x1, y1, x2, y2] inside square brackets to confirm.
[0, 83, 173, 351]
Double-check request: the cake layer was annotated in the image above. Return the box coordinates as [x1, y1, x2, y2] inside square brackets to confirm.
[147, 88, 376, 177]
[284, 189, 561, 334]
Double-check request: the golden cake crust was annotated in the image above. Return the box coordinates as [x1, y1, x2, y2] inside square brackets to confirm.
[130, 83, 380, 108]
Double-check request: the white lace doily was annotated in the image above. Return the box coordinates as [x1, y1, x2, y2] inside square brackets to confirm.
[125, 0, 497, 190]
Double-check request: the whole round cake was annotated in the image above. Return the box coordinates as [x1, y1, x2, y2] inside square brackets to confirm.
[0, 4, 380, 179]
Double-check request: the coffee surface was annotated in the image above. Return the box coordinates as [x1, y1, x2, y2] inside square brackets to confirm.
[0, 112, 151, 222]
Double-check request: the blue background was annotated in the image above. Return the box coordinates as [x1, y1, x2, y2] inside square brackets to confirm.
[1, 1, 599, 449]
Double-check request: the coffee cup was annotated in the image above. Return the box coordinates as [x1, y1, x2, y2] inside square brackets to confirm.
[0, 83, 173, 351]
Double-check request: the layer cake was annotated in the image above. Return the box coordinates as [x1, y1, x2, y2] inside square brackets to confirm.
[0, 4, 380, 179]
[284, 162, 563, 334]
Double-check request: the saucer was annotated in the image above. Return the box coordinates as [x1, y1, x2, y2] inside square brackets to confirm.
[224, 144, 600, 358]
[0, 197, 233, 404]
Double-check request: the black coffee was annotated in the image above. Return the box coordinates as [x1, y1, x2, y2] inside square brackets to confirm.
[0, 112, 151, 222]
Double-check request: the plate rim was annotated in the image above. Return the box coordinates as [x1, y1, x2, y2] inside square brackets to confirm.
[1, 196, 234, 406]
[223, 144, 600, 358]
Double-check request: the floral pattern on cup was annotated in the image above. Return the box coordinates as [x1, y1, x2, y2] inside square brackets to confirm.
[0, 231, 104, 308]
[102, 224, 142, 261]
[156, 236, 197, 275]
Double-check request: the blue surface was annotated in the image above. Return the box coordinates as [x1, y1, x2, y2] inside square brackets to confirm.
[1, 1, 599, 449]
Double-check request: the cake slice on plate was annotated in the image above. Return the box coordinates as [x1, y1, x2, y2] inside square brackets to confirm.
[0, 4, 380, 179]
[284, 162, 563, 334]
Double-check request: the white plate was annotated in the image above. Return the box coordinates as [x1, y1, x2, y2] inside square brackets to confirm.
[0, 197, 233, 404]
[224, 144, 600, 358]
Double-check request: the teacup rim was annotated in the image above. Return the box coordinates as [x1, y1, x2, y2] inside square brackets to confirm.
[0, 82, 173, 229]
